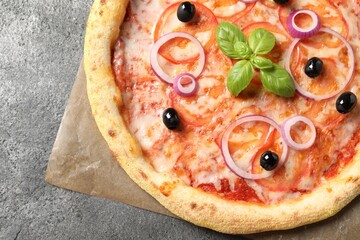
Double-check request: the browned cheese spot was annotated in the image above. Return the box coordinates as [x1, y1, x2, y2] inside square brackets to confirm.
[189, 203, 216, 213]
[334, 197, 342, 205]
[128, 138, 138, 154]
[139, 170, 148, 180]
[128, 145, 134, 153]
[108, 129, 116, 137]
[190, 203, 197, 210]
[345, 176, 359, 184]
[159, 181, 178, 197]
[103, 106, 110, 114]
[151, 182, 158, 190]
[346, 177, 353, 183]
[110, 149, 119, 159]
[208, 204, 217, 216]
[327, 188, 333, 193]
[291, 212, 300, 222]
[113, 95, 123, 112]
[355, 177, 360, 184]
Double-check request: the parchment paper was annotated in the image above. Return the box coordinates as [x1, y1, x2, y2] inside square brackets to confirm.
[45, 62, 360, 239]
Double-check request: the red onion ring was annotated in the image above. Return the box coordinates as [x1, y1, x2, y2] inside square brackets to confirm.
[281, 116, 316, 150]
[285, 28, 355, 101]
[221, 115, 288, 180]
[287, 10, 321, 39]
[150, 32, 206, 84]
[173, 73, 198, 97]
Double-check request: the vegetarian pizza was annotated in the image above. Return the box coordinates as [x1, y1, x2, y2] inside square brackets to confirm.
[84, 0, 360, 234]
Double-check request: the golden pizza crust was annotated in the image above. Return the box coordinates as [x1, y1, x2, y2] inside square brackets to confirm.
[84, 0, 360, 234]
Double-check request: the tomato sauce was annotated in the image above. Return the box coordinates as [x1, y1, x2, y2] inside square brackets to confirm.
[199, 179, 261, 202]
[324, 130, 360, 178]
[113, 0, 360, 203]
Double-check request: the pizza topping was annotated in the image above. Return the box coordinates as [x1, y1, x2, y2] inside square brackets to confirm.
[259, 64, 295, 98]
[278, 0, 349, 48]
[177, 2, 196, 23]
[336, 92, 357, 114]
[281, 116, 316, 150]
[113, 0, 360, 204]
[221, 115, 288, 180]
[169, 48, 233, 127]
[173, 73, 198, 97]
[274, 0, 289, 4]
[216, 22, 248, 59]
[260, 151, 279, 171]
[285, 28, 355, 101]
[227, 60, 255, 96]
[212, 1, 256, 21]
[150, 32, 205, 84]
[304, 57, 323, 78]
[163, 108, 181, 130]
[216, 22, 295, 97]
[154, 2, 217, 64]
[286, 10, 321, 39]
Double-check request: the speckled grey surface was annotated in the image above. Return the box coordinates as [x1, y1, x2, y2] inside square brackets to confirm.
[0, 1, 246, 239]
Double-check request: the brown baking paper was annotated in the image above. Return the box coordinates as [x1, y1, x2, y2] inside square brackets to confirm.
[45, 62, 360, 239]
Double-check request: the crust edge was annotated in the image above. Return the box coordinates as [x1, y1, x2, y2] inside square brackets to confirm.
[84, 0, 360, 234]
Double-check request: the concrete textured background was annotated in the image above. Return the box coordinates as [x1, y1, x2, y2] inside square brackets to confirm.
[0, 0, 246, 239]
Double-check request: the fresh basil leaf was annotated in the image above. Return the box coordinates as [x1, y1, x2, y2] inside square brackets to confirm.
[227, 60, 254, 96]
[234, 42, 253, 59]
[248, 28, 276, 55]
[216, 22, 247, 59]
[259, 64, 295, 97]
[250, 56, 274, 70]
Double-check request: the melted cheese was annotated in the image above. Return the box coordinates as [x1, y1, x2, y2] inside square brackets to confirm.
[213, 2, 246, 18]
[113, 0, 360, 203]
[130, 114, 163, 150]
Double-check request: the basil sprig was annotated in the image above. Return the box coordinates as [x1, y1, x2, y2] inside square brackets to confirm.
[216, 22, 246, 59]
[216, 22, 295, 97]
[248, 28, 276, 55]
[260, 64, 295, 97]
[228, 60, 254, 96]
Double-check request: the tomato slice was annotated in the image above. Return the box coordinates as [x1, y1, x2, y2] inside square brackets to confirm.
[226, 119, 287, 180]
[249, 129, 286, 170]
[228, 122, 274, 161]
[290, 33, 349, 96]
[253, 151, 304, 192]
[154, 2, 218, 64]
[216, 0, 255, 21]
[288, 31, 351, 123]
[242, 22, 291, 64]
[169, 75, 233, 127]
[254, 116, 340, 192]
[295, 58, 344, 95]
[299, 99, 346, 131]
[196, 0, 255, 20]
[240, 120, 309, 192]
[259, 0, 280, 9]
[278, 0, 349, 48]
[327, 0, 357, 8]
[293, 132, 335, 187]
[169, 48, 233, 127]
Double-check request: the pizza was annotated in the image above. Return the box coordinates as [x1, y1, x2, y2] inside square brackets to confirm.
[84, 0, 360, 234]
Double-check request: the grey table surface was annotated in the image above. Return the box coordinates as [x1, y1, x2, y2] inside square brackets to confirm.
[0, 1, 248, 239]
